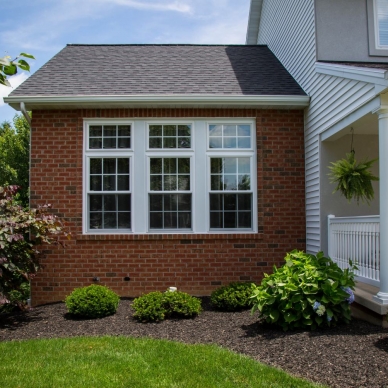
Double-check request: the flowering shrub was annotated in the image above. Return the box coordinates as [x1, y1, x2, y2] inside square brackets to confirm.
[0, 186, 69, 310]
[251, 250, 357, 331]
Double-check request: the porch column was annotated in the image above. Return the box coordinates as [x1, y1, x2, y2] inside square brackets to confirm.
[373, 109, 388, 304]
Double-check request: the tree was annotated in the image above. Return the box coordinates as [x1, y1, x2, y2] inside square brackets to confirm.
[0, 52, 34, 86]
[0, 186, 70, 310]
[0, 114, 30, 206]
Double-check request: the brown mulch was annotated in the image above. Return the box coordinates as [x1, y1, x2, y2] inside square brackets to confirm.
[1, 298, 388, 388]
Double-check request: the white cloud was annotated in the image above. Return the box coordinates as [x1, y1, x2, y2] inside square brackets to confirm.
[99, 0, 192, 13]
[0, 73, 29, 107]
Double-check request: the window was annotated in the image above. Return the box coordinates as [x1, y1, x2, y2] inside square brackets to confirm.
[84, 119, 256, 234]
[368, 0, 388, 55]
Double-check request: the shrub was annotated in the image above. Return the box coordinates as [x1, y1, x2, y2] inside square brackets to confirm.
[210, 282, 254, 311]
[132, 290, 202, 322]
[65, 285, 120, 319]
[251, 250, 357, 331]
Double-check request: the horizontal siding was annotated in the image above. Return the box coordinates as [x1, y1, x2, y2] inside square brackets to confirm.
[258, 0, 378, 253]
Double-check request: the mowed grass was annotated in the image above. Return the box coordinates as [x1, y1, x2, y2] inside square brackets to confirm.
[0, 336, 326, 388]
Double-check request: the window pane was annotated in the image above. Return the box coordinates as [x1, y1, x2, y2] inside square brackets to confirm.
[163, 138, 176, 148]
[117, 175, 130, 191]
[211, 175, 223, 191]
[211, 158, 223, 173]
[164, 212, 177, 228]
[104, 159, 116, 174]
[224, 158, 237, 173]
[178, 212, 191, 228]
[210, 212, 223, 228]
[150, 158, 162, 174]
[224, 194, 236, 210]
[224, 137, 237, 149]
[238, 175, 251, 190]
[164, 125, 176, 136]
[224, 125, 236, 136]
[149, 125, 162, 136]
[118, 158, 130, 174]
[89, 138, 102, 149]
[178, 175, 190, 190]
[103, 175, 116, 191]
[164, 175, 177, 191]
[118, 213, 131, 229]
[150, 194, 163, 211]
[238, 125, 250, 137]
[238, 137, 251, 148]
[150, 176, 162, 191]
[90, 126, 102, 137]
[164, 158, 177, 174]
[104, 126, 116, 137]
[104, 212, 117, 228]
[90, 212, 102, 229]
[118, 125, 131, 137]
[224, 175, 237, 190]
[118, 195, 131, 211]
[104, 195, 116, 211]
[90, 176, 102, 191]
[103, 137, 116, 149]
[118, 138, 130, 148]
[178, 125, 191, 136]
[224, 212, 237, 228]
[209, 125, 222, 136]
[149, 137, 162, 148]
[209, 137, 222, 148]
[150, 212, 163, 229]
[90, 159, 102, 174]
[178, 194, 191, 211]
[238, 158, 250, 173]
[178, 137, 191, 148]
[90, 195, 102, 211]
[164, 194, 177, 211]
[238, 212, 252, 228]
[238, 194, 252, 211]
[178, 158, 190, 173]
[210, 194, 222, 211]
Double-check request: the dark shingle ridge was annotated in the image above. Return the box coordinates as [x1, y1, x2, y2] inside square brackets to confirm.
[10, 45, 307, 97]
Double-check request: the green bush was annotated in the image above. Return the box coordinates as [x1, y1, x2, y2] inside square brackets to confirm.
[132, 290, 202, 322]
[65, 285, 120, 319]
[251, 250, 357, 331]
[210, 282, 254, 311]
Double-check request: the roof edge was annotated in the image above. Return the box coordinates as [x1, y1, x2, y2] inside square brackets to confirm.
[4, 94, 310, 111]
[246, 0, 263, 45]
[315, 62, 388, 86]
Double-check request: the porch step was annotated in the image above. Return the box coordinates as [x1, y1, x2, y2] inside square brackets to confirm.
[352, 282, 388, 328]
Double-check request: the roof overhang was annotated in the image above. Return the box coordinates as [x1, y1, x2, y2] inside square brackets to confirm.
[4, 94, 310, 111]
[246, 0, 263, 45]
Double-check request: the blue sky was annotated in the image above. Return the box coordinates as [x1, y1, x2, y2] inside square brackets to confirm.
[1, 0, 251, 124]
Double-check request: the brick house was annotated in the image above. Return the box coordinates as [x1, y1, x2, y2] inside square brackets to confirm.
[5, 44, 309, 305]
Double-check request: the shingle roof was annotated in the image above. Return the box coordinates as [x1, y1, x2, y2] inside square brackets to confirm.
[10, 44, 306, 97]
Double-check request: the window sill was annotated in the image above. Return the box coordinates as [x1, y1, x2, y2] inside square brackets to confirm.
[76, 232, 263, 241]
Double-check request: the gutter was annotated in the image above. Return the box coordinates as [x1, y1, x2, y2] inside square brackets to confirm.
[4, 94, 310, 110]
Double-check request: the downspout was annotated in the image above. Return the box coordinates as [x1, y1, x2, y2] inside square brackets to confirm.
[20, 102, 32, 308]
[20, 102, 31, 126]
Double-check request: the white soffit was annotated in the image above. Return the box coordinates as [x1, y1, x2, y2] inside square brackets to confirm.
[246, 0, 263, 45]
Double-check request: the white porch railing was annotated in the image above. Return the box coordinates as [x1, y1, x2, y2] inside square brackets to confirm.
[328, 215, 380, 287]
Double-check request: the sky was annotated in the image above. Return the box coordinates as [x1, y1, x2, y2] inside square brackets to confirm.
[0, 0, 251, 124]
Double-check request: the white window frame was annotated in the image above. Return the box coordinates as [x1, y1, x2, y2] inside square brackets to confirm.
[83, 120, 134, 233]
[367, 0, 388, 56]
[83, 118, 257, 234]
[206, 121, 256, 232]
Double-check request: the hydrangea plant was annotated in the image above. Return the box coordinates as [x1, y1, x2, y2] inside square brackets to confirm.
[251, 250, 357, 331]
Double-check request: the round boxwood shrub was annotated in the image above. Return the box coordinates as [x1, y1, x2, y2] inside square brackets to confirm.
[65, 284, 120, 319]
[251, 250, 357, 331]
[132, 290, 202, 322]
[210, 282, 254, 311]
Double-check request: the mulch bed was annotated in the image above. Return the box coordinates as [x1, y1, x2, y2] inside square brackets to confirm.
[1, 297, 388, 388]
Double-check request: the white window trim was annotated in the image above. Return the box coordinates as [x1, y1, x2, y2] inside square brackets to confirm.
[83, 118, 257, 235]
[367, 0, 388, 56]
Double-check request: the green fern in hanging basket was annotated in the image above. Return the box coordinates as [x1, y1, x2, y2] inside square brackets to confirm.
[328, 152, 379, 205]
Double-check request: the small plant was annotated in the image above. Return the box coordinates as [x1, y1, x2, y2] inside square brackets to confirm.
[251, 250, 357, 331]
[132, 290, 202, 322]
[65, 284, 120, 319]
[328, 152, 378, 204]
[210, 282, 254, 311]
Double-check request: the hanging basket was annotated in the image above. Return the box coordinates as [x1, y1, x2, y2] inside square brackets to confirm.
[328, 151, 379, 205]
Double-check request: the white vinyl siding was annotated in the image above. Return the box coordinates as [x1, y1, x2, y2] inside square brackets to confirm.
[258, 0, 377, 253]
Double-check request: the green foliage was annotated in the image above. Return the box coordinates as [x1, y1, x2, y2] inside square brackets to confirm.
[328, 152, 379, 205]
[0, 114, 30, 206]
[133, 290, 202, 322]
[210, 282, 254, 311]
[0, 186, 69, 310]
[65, 285, 120, 319]
[0, 52, 34, 87]
[251, 250, 357, 331]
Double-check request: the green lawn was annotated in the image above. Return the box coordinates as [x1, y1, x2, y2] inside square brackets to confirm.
[0, 336, 325, 388]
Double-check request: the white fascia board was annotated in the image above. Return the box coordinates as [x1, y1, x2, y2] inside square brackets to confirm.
[4, 94, 310, 110]
[315, 62, 388, 86]
[246, 0, 263, 45]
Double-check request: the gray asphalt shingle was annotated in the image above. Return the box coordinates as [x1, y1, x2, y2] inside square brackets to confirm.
[10, 44, 306, 97]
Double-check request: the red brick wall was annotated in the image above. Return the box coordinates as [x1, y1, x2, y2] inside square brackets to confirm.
[30, 108, 306, 305]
